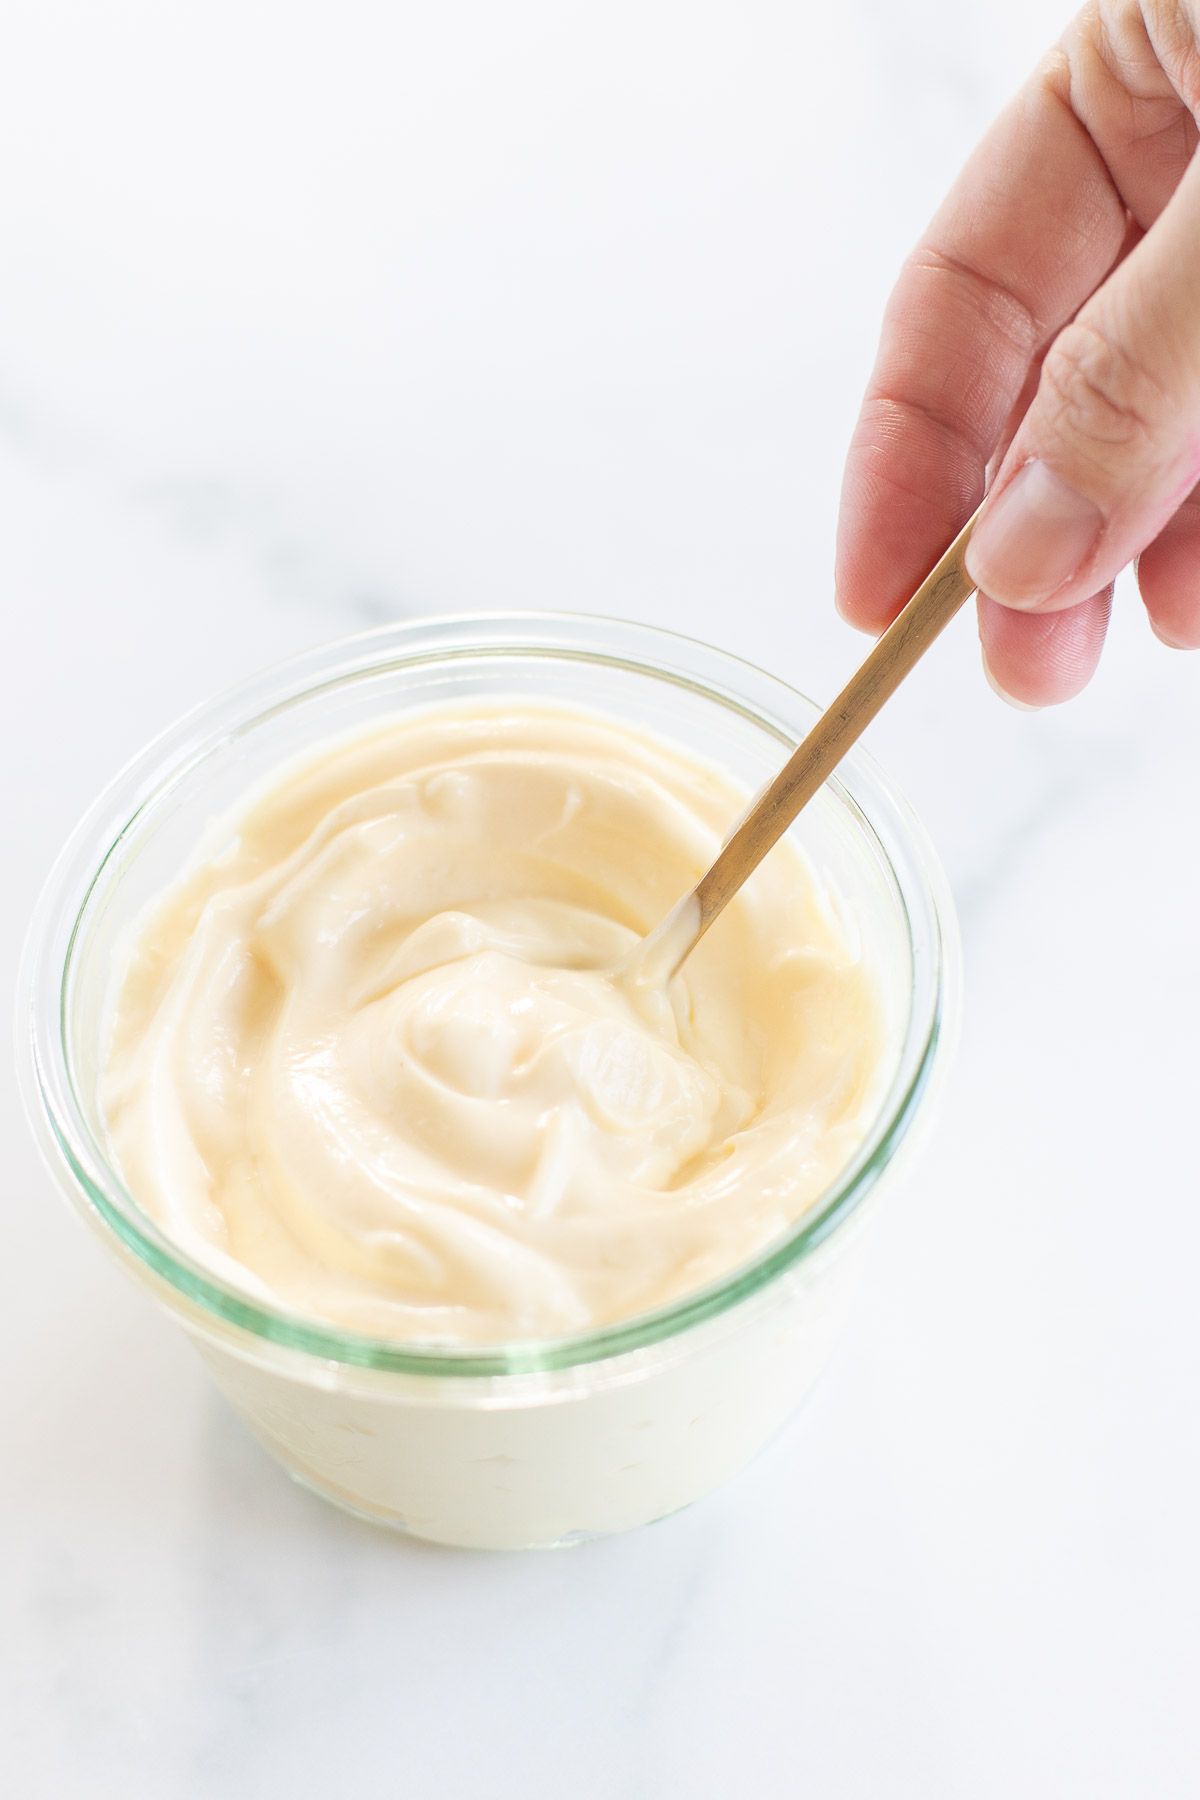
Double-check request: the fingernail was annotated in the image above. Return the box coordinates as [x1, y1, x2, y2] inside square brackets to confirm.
[966, 460, 1103, 610]
[981, 649, 1042, 711]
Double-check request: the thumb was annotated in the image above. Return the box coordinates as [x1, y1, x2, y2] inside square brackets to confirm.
[965, 152, 1200, 614]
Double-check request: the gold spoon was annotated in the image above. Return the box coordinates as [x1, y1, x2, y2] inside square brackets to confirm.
[630, 508, 981, 984]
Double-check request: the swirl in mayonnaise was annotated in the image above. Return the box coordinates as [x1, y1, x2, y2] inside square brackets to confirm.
[102, 706, 884, 1344]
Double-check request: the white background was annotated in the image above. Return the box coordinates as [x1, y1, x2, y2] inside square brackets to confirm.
[4, 3, 1199, 1795]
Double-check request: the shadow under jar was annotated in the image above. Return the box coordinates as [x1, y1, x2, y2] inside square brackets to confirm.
[18, 614, 958, 1549]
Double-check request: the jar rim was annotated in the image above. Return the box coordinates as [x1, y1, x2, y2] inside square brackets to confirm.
[17, 611, 958, 1378]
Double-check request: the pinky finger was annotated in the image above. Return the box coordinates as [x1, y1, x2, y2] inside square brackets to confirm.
[978, 588, 1113, 709]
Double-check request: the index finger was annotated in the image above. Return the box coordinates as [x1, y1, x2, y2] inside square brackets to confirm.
[836, 42, 1138, 632]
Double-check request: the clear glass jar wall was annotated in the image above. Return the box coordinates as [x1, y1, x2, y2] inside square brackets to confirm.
[19, 615, 958, 1547]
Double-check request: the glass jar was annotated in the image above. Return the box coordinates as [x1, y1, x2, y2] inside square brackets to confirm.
[17, 614, 959, 1549]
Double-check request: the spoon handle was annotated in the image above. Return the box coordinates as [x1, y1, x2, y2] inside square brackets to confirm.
[680, 507, 981, 964]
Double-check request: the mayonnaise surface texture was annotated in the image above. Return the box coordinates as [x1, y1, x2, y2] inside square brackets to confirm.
[102, 706, 885, 1344]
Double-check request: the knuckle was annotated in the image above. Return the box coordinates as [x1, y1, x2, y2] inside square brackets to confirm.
[1037, 320, 1167, 464]
[1094, 4, 1200, 112]
[1142, 3, 1200, 95]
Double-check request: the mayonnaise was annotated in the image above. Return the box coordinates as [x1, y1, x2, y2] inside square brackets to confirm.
[102, 705, 884, 1345]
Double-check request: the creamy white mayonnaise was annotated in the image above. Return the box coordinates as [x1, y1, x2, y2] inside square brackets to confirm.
[102, 705, 883, 1346]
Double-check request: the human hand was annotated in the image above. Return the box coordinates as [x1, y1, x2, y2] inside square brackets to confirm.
[836, 1, 1200, 705]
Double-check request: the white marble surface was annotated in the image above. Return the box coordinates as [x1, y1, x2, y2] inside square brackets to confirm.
[4, 2, 1199, 1794]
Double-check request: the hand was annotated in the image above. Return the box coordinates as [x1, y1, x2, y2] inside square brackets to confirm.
[836, 1, 1200, 705]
